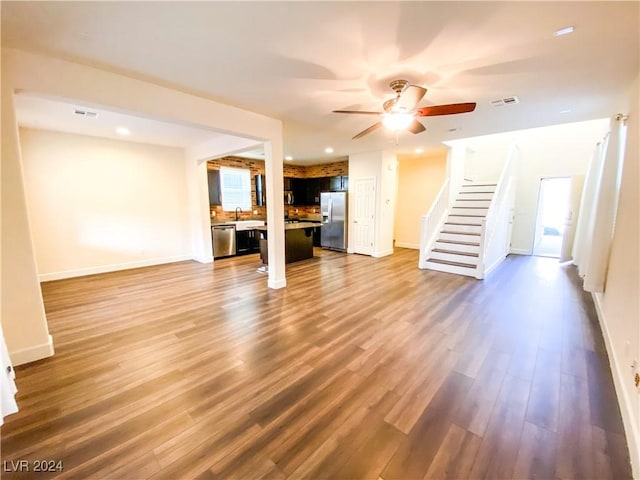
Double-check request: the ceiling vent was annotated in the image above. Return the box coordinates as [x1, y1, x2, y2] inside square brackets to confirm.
[491, 96, 520, 107]
[74, 108, 98, 118]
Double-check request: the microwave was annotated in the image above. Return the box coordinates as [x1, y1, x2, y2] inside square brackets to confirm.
[284, 190, 294, 205]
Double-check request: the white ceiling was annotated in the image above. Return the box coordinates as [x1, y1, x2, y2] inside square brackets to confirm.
[14, 94, 227, 149]
[2, 1, 638, 164]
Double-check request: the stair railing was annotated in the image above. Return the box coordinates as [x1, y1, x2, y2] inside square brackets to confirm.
[476, 145, 518, 279]
[419, 179, 450, 269]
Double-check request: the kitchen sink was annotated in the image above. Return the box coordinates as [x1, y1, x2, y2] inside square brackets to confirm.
[229, 220, 265, 231]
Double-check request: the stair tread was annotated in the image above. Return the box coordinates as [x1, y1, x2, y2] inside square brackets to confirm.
[462, 183, 497, 187]
[449, 214, 486, 218]
[436, 240, 481, 246]
[432, 249, 479, 257]
[458, 191, 495, 194]
[426, 258, 477, 269]
[452, 206, 489, 210]
[444, 222, 483, 226]
[455, 199, 491, 201]
[441, 231, 481, 236]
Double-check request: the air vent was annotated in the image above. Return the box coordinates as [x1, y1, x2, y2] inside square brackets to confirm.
[74, 108, 98, 118]
[491, 96, 520, 107]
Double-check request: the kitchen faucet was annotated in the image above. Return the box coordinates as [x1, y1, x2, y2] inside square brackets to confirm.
[235, 207, 243, 221]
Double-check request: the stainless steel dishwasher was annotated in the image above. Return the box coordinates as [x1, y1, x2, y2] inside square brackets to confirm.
[212, 225, 236, 258]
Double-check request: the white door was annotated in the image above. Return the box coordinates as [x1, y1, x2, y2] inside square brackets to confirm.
[352, 177, 376, 255]
[559, 175, 585, 262]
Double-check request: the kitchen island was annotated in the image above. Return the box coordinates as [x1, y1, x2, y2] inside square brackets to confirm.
[256, 222, 321, 264]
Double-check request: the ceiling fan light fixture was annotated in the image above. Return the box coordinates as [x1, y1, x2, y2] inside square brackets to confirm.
[382, 112, 414, 131]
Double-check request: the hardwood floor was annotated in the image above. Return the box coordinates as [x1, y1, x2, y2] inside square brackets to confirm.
[1, 248, 631, 479]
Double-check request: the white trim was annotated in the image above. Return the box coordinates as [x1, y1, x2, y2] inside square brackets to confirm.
[38, 255, 192, 282]
[10, 335, 54, 366]
[592, 292, 640, 478]
[483, 253, 508, 277]
[193, 254, 214, 264]
[268, 278, 286, 289]
[372, 249, 394, 258]
[394, 242, 420, 250]
[509, 248, 531, 255]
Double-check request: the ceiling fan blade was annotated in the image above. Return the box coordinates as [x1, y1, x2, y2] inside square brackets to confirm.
[407, 119, 426, 134]
[395, 85, 427, 110]
[415, 102, 477, 117]
[333, 110, 381, 115]
[383, 99, 397, 112]
[352, 122, 382, 139]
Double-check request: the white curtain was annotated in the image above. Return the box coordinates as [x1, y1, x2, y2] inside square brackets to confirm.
[1, 324, 18, 426]
[575, 115, 628, 292]
[572, 140, 606, 274]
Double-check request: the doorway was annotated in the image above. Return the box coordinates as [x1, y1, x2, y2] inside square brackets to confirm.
[533, 177, 572, 258]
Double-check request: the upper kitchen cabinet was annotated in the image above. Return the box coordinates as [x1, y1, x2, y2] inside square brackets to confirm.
[330, 175, 348, 191]
[255, 174, 266, 206]
[308, 177, 330, 205]
[208, 169, 222, 206]
[290, 177, 307, 206]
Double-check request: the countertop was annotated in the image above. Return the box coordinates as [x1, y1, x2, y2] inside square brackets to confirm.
[255, 222, 322, 231]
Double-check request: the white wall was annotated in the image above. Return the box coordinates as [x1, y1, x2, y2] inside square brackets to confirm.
[464, 143, 511, 183]
[509, 120, 609, 254]
[1, 90, 53, 366]
[376, 151, 398, 257]
[348, 150, 397, 257]
[20, 128, 191, 280]
[593, 73, 640, 477]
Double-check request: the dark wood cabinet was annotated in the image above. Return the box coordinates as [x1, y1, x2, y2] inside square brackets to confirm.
[290, 177, 307, 206]
[330, 175, 348, 191]
[281, 175, 348, 206]
[208, 169, 221, 206]
[308, 177, 330, 205]
[236, 229, 260, 255]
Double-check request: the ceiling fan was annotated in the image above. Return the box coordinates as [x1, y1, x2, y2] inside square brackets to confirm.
[333, 79, 476, 139]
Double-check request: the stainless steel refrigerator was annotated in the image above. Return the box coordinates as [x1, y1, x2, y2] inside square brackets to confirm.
[320, 191, 347, 251]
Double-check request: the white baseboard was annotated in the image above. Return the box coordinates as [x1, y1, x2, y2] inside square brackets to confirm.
[394, 242, 420, 250]
[509, 248, 530, 255]
[268, 278, 286, 289]
[38, 255, 192, 282]
[10, 334, 54, 366]
[484, 253, 507, 277]
[372, 249, 394, 258]
[193, 254, 213, 264]
[592, 292, 640, 478]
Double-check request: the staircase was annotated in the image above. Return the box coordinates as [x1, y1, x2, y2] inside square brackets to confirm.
[423, 183, 497, 277]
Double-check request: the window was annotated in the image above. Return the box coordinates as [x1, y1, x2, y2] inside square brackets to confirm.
[220, 167, 251, 211]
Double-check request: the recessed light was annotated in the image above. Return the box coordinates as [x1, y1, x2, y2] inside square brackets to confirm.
[415, 148, 424, 154]
[448, 128, 459, 133]
[559, 109, 571, 114]
[284, 155, 293, 161]
[115, 127, 130, 136]
[324, 147, 334, 154]
[555, 26, 574, 36]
